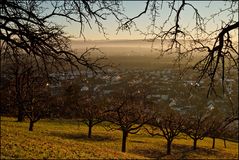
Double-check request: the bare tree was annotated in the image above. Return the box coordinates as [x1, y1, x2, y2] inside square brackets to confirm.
[183, 106, 213, 150]
[76, 76, 106, 138]
[104, 84, 151, 152]
[208, 116, 234, 149]
[61, 74, 107, 138]
[1, 50, 48, 122]
[146, 107, 185, 155]
[4, 55, 51, 131]
[207, 98, 238, 149]
[221, 123, 238, 148]
[79, 101, 105, 138]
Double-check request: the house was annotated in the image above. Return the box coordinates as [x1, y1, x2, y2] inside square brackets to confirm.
[207, 100, 215, 110]
[81, 86, 89, 91]
[161, 95, 169, 101]
[169, 98, 176, 107]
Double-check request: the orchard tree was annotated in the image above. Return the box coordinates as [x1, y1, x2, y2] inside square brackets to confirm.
[63, 75, 107, 138]
[207, 96, 238, 149]
[1, 50, 30, 121]
[184, 105, 214, 150]
[207, 115, 234, 149]
[146, 107, 185, 155]
[77, 76, 106, 138]
[23, 71, 50, 131]
[8, 57, 51, 131]
[221, 123, 239, 148]
[104, 83, 152, 152]
[180, 81, 238, 150]
[1, 52, 52, 122]
[79, 102, 105, 138]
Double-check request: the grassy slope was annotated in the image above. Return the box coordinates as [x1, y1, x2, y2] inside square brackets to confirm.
[1, 117, 238, 159]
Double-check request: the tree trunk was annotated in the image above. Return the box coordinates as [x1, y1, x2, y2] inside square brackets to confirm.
[212, 137, 215, 149]
[17, 105, 25, 122]
[16, 75, 24, 122]
[167, 140, 172, 155]
[88, 120, 93, 138]
[29, 121, 34, 131]
[224, 139, 227, 148]
[121, 130, 128, 152]
[193, 139, 197, 150]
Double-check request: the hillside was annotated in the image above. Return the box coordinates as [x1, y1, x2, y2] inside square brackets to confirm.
[1, 117, 238, 159]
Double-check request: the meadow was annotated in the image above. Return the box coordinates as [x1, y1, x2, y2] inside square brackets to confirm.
[1, 117, 238, 159]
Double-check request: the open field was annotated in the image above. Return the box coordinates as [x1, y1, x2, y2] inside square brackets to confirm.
[1, 117, 238, 159]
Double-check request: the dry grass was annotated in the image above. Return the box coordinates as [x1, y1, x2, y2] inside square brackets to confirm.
[1, 117, 238, 159]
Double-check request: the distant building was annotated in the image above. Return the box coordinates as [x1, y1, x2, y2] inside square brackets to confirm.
[81, 86, 89, 91]
[207, 100, 215, 110]
[169, 98, 176, 107]
[161, 95, 169, 101]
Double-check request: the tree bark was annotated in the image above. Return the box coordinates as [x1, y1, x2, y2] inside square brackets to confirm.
[193, 139, 197, 150]
[17, 105, 25, 122]
[224, 139, 227, 148]
[29, 121, 34, 131]
[167, 140, 172, 155]
[121, 130, 128, 152]
[212, 137, 215, 149]
[88, 120, 92, 138]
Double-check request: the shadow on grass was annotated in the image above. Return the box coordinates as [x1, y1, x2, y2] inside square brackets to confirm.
[129, 140, 145, 144]
[130, 143, 228, 159]
[48, 131, 118, 142]
[130, 147, 168, 159]
[173, 143, 228, 159]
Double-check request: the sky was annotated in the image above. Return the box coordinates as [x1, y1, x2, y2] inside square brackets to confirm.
[47, 1, 238, 41]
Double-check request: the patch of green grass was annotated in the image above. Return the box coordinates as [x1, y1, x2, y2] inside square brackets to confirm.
[1, 117, 238, 159]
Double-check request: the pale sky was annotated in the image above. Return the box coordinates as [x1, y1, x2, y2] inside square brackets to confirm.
[48, 1, 238, 41]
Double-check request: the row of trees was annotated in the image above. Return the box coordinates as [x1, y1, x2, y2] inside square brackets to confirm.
[61, 79, 238, 154]
[1, 56, 238, 154]
[1, 60, 238, 154]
